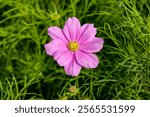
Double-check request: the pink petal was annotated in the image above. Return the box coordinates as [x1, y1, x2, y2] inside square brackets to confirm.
[79, 37, 104, 53]
[44, 39, 67, 56]
[48, 26, 68, 43]
[63, 17, 81, 41]
[75, 50, 99, 68]
[77, 24, 96, 43]
[64, 57, 82, 76]
[54, 50, 74, 66]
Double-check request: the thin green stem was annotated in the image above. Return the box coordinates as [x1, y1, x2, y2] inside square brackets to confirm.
[75, 76, 80, 99]
[70, 0, 76, 16]
[90, 70, 95, 99]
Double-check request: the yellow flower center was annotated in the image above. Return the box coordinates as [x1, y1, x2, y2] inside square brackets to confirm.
[68, 41, 79, 51]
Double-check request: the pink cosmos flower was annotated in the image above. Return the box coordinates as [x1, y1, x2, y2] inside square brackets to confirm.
[44, 17, 104, 77]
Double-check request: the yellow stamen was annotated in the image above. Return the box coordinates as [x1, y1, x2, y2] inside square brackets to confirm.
[68, 41, 79, 51]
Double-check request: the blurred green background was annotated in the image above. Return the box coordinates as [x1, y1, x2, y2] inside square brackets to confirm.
[0, 0, 150, 100]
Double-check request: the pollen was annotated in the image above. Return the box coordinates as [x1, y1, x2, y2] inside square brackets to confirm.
[68, 41, 79, 51]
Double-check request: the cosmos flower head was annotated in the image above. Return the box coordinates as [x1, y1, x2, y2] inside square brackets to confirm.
[44, 17, 104, 77]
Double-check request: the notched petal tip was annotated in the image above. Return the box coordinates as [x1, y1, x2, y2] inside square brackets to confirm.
[67, 17, 80, 21]
[94, 38, 104, 52]
[63, 17, 81, 41]
[96, 37, 104, 50]
[86, 23, 94, 27]
[64, 58, 81, 77]
[44, 43, 50, 50]
[47, 26, 58, 34]
[77, 23, 97, 43]
[99, 38, 104, 43]
[44, 43, 53, 56]
[47, 26, 68, 43]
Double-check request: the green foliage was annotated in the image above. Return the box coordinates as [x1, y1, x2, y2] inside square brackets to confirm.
[0, 0, 150, 100]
